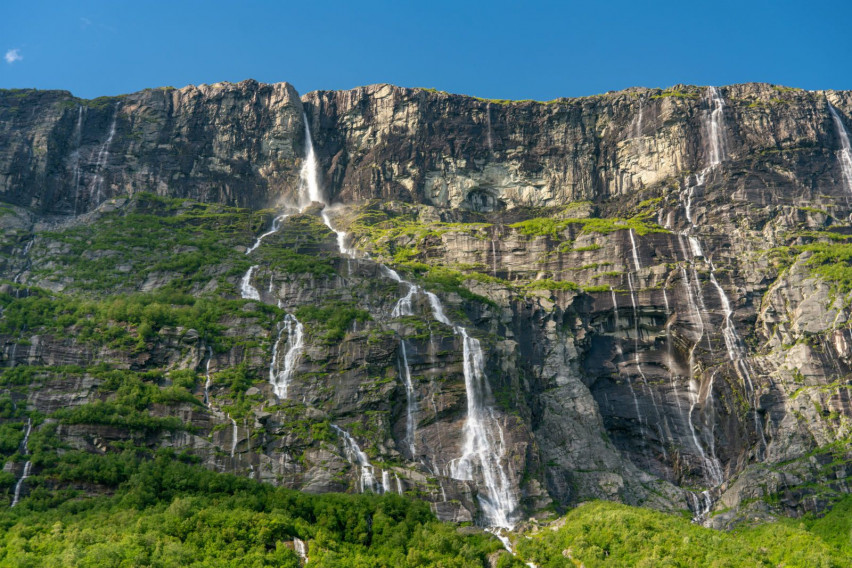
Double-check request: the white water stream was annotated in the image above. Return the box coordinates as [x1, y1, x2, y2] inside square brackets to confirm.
[269, 314, 304, 399]
[89, 108, 118, 204]
[71, 106, 86, 214]
[240, 265, 261, 300]
[828, 102, 852, 194]
[294, 537, 308, 563]
[203, 346, 213, 407]
[11, 418, 33, 507]
[331, 424, 382, 493]
[229, 416, 238, 458]
[298, 113, 517, 527]
[399, 341, 418, 457]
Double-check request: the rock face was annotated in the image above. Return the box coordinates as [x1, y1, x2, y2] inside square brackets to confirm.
[1, 80, 851, 527]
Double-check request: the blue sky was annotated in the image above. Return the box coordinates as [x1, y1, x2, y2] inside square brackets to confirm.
[1, 0, 850, 100]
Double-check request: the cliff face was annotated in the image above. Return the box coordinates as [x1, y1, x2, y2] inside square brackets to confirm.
[1, 80, 852, 527]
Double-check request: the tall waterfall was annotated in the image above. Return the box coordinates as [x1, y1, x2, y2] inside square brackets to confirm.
[703, 86, 728, 166]
[269, 314, 304, 399]
[11, 418, 33, 507]
[449, 328, 517, 528]
[229, 416, 238, 458]
[301, 114, 517, 528]
[828, 102, 852, 194]
[71, 106, 86, 215]
[89, 108, 118, 204]
[298, 113, 323, 208]
[398, 341, 418, 457]
[670, 86, 768, 515]
[203, 346, 213, 407]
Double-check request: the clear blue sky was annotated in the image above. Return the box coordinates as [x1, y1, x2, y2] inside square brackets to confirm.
[1, 0, 850, 100]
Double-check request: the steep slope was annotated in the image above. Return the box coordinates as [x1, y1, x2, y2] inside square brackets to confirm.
[1, 81, 851, 528]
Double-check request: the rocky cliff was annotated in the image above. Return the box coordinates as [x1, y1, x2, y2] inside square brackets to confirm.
[1, 80, 851, 528]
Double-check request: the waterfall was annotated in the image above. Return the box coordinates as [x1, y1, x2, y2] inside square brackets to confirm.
[635, 98, 644, 139]
[399, 341, 418, 457]
[11, 461, 32, 508]
[71, 106, 86, 215]
[395, 474, 404, 495]
[449, 328, 517, 528]
[485, 102, 494, 153]
[269, 314, 304, 399]
[331, 424, 382, 493]
[89, 108, 118, 205]
[203, 347, 213, 407]
[704, 86, 728, 166]
[294, 537, 308, 563]
[298, 113, 323, 207]
[230, 416, 238, 458]
[300, 113, 516, 527]
[663, 87, 765, 507]
[11, 418, 33, 508]
[246, 214, 290, 254]
[240, 265, 261, 300]
[828, 102, 852, 194]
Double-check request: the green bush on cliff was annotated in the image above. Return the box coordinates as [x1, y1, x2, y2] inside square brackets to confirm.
[510, 215, 668, 238]
[295, 302, 371, 342]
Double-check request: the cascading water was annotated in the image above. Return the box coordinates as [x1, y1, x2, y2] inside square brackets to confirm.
[485, 102, 494, 153]
[11, 418, 33, 507]
[71, 106, 86, 215]
[627, 230, 669, 457]
[828, 102, 852, 194]
[294, 538, 308, 563]
[300, 113, 517, 528]
[449, 328, 517, 528]
[240, 265, 261, 300]
[704, 86, 728, 166]
[669, 86, 766, 517]
[89, 108, 118, 205]
[203, 346, 213, 407]
[398, 341, 418, 457]
[229, 417, 239, 458]
[269, 314, 304, 399]
[298, 113, 324, 207]
[246, 214, 290, 254]
[331, 424, 383, 493]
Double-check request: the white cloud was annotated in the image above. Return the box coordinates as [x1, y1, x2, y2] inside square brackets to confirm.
[4, 49, 22, 64]
[80, 17, 91, 28]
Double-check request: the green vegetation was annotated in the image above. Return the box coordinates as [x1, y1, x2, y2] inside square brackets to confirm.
[650, 89, 699, 100]
[515, 500, 852, 567]
[0, 452, 514, 567]
[525, 279, 580, 292]
[33, 193, 335, 295]
[296, 302, 372, 342]
[0, 286, 277, 352]
[510, 215, 669, 238]
[801, 241, 852, 294]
